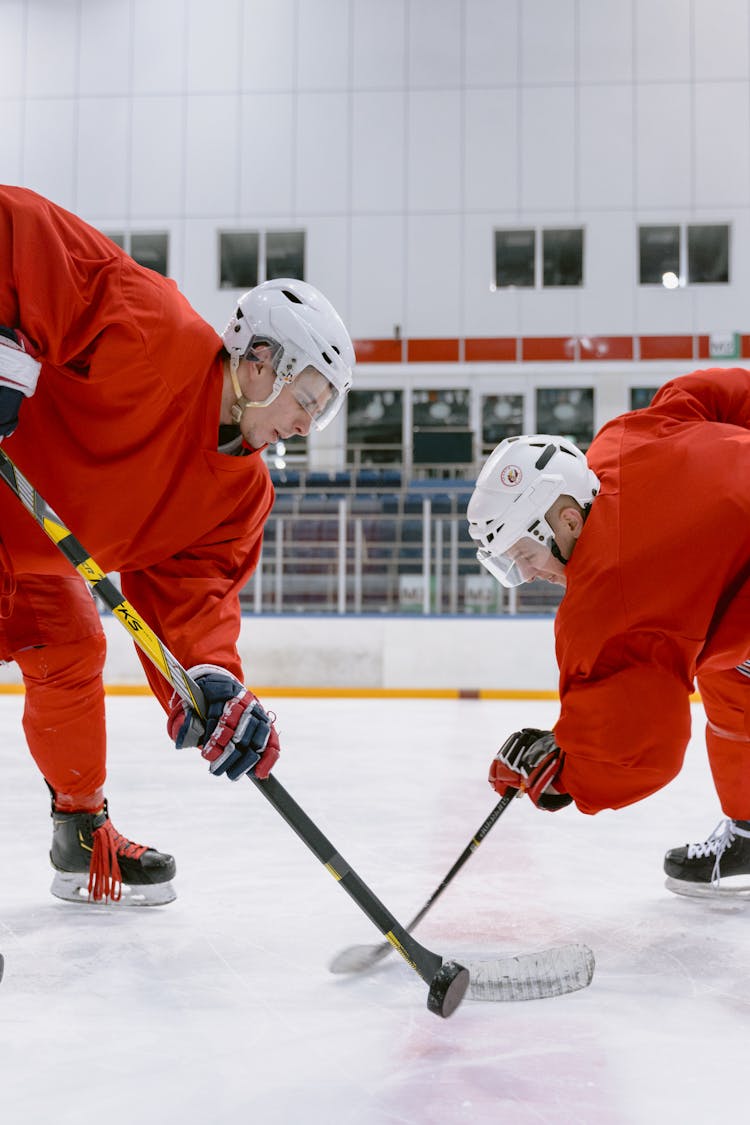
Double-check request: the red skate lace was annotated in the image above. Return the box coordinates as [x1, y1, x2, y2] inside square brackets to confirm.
[88, 820, 147, 903]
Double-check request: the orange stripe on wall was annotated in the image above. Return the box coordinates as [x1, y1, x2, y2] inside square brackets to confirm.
[464, 337, 517, 362]
[638, 335, 695, 360]
[406, 338, 461, 362]
[521, 336, 576, 361]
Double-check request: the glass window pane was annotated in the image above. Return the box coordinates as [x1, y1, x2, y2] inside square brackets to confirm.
[346, 390, 403, 465]
[481, 394, 524, 446]
[630, 387, 660, 410]
[535, 387, 594, 450]
[219, 231, 259, 289]
[542, 228, 583, 287]
[412, 389, 470, 427]
[266, 230, 305, 280]
[687, 224, 729, 284]
[639, 225, 679, 284]
[494, 229, 535, 287]
[130, 232, 169, 276]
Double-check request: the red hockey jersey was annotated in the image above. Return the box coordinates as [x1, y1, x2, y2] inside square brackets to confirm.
[0, 186, 273, 706]
[554, 367, 750, 812]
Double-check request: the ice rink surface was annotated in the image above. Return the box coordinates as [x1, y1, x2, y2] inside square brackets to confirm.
[0, 692, 747, 1125]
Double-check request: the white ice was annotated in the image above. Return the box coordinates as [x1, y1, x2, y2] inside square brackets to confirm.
[0, 693, 747, 1125]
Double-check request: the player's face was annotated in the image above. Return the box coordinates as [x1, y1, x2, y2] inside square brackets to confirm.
[505, 537, 568, 586]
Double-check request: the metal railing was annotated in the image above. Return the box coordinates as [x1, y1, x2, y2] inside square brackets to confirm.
[240, 496, 563, 617]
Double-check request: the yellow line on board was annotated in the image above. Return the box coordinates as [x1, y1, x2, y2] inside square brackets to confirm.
[0, 683, 703, 703]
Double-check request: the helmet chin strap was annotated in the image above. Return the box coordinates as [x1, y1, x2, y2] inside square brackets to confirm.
[549, 539, 569, 567]
[228, 354, 282, 424]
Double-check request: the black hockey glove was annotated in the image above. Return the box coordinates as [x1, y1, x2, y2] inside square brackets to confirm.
[489, 728, 572, 811]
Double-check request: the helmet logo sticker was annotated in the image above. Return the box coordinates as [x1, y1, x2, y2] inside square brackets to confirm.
[500, 465, 522, 487]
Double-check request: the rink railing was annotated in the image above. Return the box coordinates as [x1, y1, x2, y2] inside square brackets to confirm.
[239, 498, 563, 616]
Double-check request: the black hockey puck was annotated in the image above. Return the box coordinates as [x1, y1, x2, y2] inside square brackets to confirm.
[426, 960, 469, 1018]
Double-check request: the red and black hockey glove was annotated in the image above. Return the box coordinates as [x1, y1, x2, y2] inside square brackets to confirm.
[168, 664, 280, 781]
[489, 728, 572, 811]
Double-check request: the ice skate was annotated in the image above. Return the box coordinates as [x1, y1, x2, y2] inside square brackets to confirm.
[664, 818, 750, 899]
[50, 800, 176, 906]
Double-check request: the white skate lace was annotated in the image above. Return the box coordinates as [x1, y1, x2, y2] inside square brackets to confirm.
[686, 820, 750, 886]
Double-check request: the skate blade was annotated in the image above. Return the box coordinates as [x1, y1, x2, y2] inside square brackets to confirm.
[665, 876, 750, 900]
[50, 872, 176, 907]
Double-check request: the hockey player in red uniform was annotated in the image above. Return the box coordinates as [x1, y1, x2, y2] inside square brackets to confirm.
[0, 185, 354, 905]
[467, 367, 750, 898]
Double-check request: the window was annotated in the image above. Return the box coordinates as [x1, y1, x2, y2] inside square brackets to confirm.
[688, 224, 729, 284]
[103, 231, 169, 276]
[630, 387, 660, 410]
[412, 389, 472, 469]
[220, 232, 259, 289]
[535, 388, 594, 450]
[639, 223, 729, 286]
[219, 230, 306, 289]
[494, 227, 583, 288]
[346, 390, 404, 465]
[542, 228, 584, 287]
[494, 229, 535, 288]
[266, 231, 305, 280]
[481, 394, 524, 450]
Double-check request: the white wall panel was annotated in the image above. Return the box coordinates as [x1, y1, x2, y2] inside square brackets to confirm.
[520, 0, 576, 85]
[578, 0, 633, 83]
[186, 0, 242, 93]
[185, 95, 239, 215]
[25, 0, 79, 98]
[180, 216, 227, 324]
[300, 215, 350, 320]
[635, 0, 691, 82]
[23, 98, 76, 209]
[350, 214, 405, 337]
[0, 1, 26, 97]
[132, 0, 185, 95]
[520, 86, 576, 211]
[351, 92, 406, 214]
[351, 0, 406, 90]
[239, 93, 294, 215]
[578, 84, 633, 210]
[635, 286, 694, 334]
[464, 0, 519, 87]
[76, 97, 130, 218]
[242, 0, 296, 91]
[0, 100, 23, 185]
[578, 213, 636, 333]
[694, 83, 750, 207]
[297, 0, 351, 90]
[464, 89, 518, 212]
[518, 286, 581, 336]
[295, 92, 349, 214]
[79, 0, 131, 95]
[407, 0, 462, 88]
[405, 213, 462, 334]
[407, 90, 461, 212]
[635, 84, 692, 208]
[693, 0, 749, 80]
[130, 96, 184, 216]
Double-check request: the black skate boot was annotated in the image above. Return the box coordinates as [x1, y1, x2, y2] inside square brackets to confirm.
[664, 818, 750, 898]
[50, 800, 176, 906]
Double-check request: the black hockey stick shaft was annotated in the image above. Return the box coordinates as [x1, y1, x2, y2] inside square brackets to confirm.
[0, 449, 450, 990]
[329, 789, 517, 973]
[403, 788, 517, 934]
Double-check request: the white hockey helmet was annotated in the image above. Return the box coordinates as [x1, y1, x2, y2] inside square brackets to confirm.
[467, 434, 600, 587]
[222, 278, 355, 430]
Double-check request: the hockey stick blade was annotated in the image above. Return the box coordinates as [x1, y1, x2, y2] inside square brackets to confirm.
[467, 942, 594, 1001]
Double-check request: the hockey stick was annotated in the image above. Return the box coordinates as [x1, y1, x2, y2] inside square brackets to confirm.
[0, 449, 468, 1018]
[329, 789, 518, 974]
[329, 789, 595, 1000]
